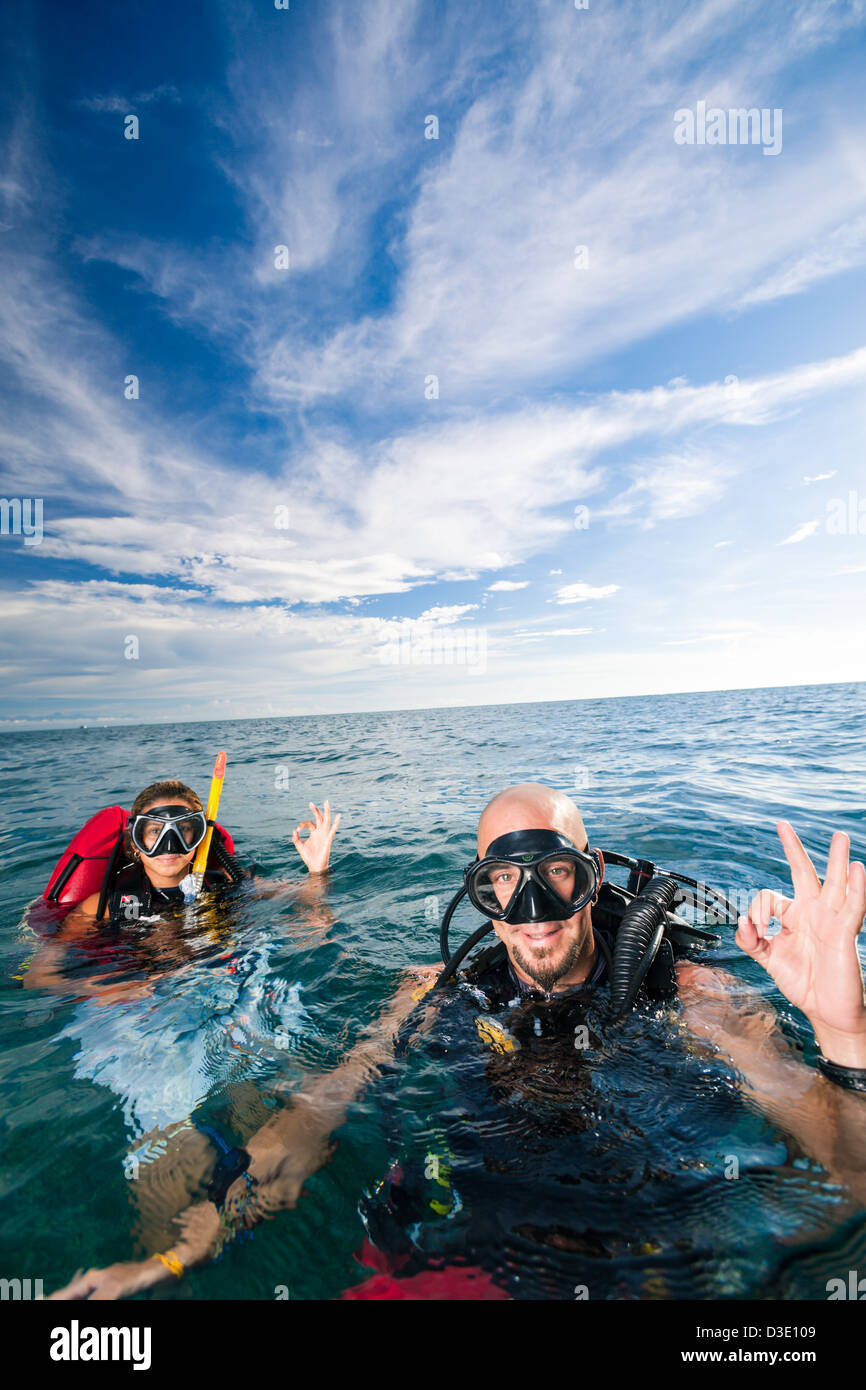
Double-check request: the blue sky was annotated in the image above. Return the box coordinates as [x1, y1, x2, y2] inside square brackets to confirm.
[1, 0, 865, 727]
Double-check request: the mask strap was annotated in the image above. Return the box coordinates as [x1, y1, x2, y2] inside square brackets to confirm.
[593, 848, 605, 902]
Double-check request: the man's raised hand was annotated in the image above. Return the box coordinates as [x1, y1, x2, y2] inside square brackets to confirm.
[736, 821, 866, 1066]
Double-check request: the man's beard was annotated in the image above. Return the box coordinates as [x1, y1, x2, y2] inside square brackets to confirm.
[511, 935, 585, 993]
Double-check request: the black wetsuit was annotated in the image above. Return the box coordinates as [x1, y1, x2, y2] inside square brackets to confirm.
[106, 860, 231, 922]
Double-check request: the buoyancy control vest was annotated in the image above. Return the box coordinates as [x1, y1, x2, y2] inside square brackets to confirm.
[42, 806, 243, 922]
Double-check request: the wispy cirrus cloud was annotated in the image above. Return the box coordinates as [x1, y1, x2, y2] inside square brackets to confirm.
[75, 84, 182, 114]
[69, 0, 866, 421]
[779, 520, 822, 545]
[738, 216, 866, 308]
[554, 582, 620, 605]
[8, 347, 862, 605]
[599, 452, 734, 528]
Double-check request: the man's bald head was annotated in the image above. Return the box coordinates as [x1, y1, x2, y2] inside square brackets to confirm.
[477, 783, 588, 857]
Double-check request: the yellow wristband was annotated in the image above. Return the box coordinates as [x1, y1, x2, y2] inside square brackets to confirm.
[153, 1249, 184, 1278]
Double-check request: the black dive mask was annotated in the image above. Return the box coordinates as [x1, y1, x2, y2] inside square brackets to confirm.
[129, 804, 208, 858]
[464, 829, 603, 924]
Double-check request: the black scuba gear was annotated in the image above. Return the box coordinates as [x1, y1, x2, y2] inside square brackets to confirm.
[106, 859, 229, 921]
[437, 843, 739, 1008]
[459, 880, 681, 1011]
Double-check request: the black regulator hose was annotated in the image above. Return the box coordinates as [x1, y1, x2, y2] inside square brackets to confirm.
[439, 885, 469, 965]
[435, 919, 495, 988]
[95, 830, 128, 922]
[212, 836, 247, 884]
[610, 875, 680, 1017]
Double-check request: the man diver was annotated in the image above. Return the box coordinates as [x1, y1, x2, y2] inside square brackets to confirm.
[50, 783, 866, 1300]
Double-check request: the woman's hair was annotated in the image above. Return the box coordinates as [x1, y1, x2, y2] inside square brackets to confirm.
[125, 780, 202, 856]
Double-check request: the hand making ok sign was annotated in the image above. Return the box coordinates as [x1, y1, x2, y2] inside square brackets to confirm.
[736, 821, 866, 1066]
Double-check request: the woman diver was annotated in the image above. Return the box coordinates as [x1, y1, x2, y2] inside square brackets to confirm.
[79, 778, 237, 922]
[29, 773, 341, 997]
[24, 774, 342, 1246]
[46, 776, 341, 924]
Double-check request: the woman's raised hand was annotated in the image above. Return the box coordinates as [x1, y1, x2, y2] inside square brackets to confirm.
[292, 800, 341, 875]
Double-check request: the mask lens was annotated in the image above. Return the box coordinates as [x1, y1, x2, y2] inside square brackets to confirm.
[470, 861, 522, 915]
[131, 808, 207, 855]
[177, 816, 203, 847]
[138, 817, 166, 851]
[538, 855, 580, 904]
[467, 846, 598, 921]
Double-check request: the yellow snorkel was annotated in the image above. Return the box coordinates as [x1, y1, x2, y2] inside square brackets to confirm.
[191, 750, 227, 898]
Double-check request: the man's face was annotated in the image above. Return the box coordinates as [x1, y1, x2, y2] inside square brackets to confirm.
[475, 788, 596, 992]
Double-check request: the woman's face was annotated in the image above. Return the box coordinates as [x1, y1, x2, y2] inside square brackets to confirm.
[135, 798, 200, 886]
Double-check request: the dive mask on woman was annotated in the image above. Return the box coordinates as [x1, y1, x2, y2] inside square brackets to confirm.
[130, 805, 208, 857]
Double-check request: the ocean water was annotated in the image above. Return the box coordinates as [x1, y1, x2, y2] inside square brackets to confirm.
[0, 680, 864, 1300]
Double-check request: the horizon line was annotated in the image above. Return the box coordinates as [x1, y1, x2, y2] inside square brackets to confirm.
[1, 674, 863, 736]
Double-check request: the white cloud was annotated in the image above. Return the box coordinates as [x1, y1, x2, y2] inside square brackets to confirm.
[415, 604, 479, 626]
[600, 452, 733, 527]
[4, 213, 866, 610]
[488, 580, 530, 592]
[76, 85, 181, 114]
[511, 627, 593, 640]
[4, 572, 862, 728]
[4, 0, 866, 723]
[738, 217, 866, 309]
[554, 582, 620, 604]
[65, 1, 866, 415]
[255, 6, 866, 407]
[779, 520, 821, 545]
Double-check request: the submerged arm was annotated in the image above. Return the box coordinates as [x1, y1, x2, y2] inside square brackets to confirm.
[49, 967, 438, 1300]
[678, 961, 866, 1195]
[21, 896, 153, 1003]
